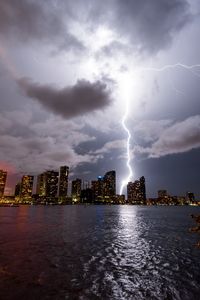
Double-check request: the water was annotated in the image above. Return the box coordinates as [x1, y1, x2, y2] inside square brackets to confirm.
[0, 205, 200, 300]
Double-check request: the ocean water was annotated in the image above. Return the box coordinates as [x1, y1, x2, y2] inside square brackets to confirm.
[0, 205, 200, 300]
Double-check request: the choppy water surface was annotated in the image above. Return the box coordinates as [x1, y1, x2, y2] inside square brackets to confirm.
[0, 205, 200, 300]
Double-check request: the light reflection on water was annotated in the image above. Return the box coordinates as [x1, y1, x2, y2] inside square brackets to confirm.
[0, 205, 200, 299]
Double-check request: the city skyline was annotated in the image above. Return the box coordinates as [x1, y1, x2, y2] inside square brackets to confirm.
[0, 167, 198, 200]
[0, 1, 200, 197]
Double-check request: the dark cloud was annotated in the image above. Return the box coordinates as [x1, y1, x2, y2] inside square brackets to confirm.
[0, 0, 84, 52]
[0, 0, 192, 55]
[18, 78, 112, 119]
[112, 0, 192, 53]
[83, 0, 192, 54]
[0, 0, 58, 39]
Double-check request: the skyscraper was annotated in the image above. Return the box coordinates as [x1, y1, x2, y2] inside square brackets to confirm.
[103, 170, 116, 197]
[140, 176, 146, 203]
[36, 173, 46, 196]
[187, 192, 195, 203]
[36, 171, 59, 198]
[71, 178, 82, 201]
[45, 170, 59, 197]
[127, 176, 146, 204]
[59, 166, 69, 197]
[91, 176, 104, 200]
[0, 169, 7, 197]
[15, 182, 21, 197]
[20, 175, 34, 200]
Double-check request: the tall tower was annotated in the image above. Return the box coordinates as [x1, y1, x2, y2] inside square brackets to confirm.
[15, 182, 21, 197]
[71, 178, 82, 200]
[20, 175, 34, 200]
[45, 171, 59, 197]
[103, 170, 116, 197]
[0, 170, 7, 197]
[127, 176, 146, 204]
[59, 166, 69, 197]
[36, 173, 46, 196]
[140, 176, 146, 203]
[91, 176, 104, 200]
[36, 171, 59, 198]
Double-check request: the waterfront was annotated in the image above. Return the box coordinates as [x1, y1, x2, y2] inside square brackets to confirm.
[0, 206, 200, 300]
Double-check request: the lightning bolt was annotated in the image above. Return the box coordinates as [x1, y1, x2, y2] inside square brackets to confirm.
[120, 63, 200, 195]
[119, 96, 133, 195]
[142, 63, 200, 76]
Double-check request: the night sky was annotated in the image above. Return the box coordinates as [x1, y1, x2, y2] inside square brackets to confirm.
[0, 0, 199, 197]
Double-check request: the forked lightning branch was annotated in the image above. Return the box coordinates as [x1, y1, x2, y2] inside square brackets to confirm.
[119, 63, 200, 195]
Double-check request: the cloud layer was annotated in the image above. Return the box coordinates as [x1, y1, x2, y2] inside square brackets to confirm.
[135, 115, 200, 158]
[0, 0, 199, 196]
[0, 0, 84, 52]
[0, 113, 99, 175]
[0, 0, 192, 55]
[18, 78, 112, 119]
[111, 0, 191, 53]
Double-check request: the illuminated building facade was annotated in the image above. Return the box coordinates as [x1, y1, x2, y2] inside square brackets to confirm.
[45, 171, 59, 197]
[91, 176, 104, 200]
[59, 166, 69, 197]
[91, 171, 116, 202]
[71, 178, 82, 201]
[103, 170, 116, 197]
[36, 171, 59, 199]
[127, 176, 146, 204]
[36, 173, 46, 196]
[158, 190, 167, 198]
[20, 175, 34, 200]
[0, 169, 7, 197]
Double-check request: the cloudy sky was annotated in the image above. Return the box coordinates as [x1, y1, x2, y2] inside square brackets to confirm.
[0, 0, 200, 197]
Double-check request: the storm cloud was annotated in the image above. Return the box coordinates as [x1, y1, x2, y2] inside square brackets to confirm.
[111, 0, 192, 53]
[0, 0, 84, 52]
[135, 116, 200, 158]
[0, 0, 192, 55]
[18, 78, 112, 119]
[0, 0, 199, 196]
[79, 0, 192, 54]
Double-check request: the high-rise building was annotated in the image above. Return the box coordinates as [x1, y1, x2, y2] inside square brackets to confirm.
[91, 176, 104, 200]
[140, 176, 146, 203]
[36, 173, 46, 196]
[59, 166, 69, 197]
[127, 176, 146, 204]
[71, 178, 82, 201]
[15, 182, 21, 197]
[91, 171, 116, 201]
[20, 175, 34, 200]
[187, 192, 195, 203]
[80, 188, 94, 203]
[45, 170, 59, 197]
[0, 170, 7, 197]
[91, 180, 98, 199]
[103, 170, 116, 197]
[36, 171, 59, 198]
